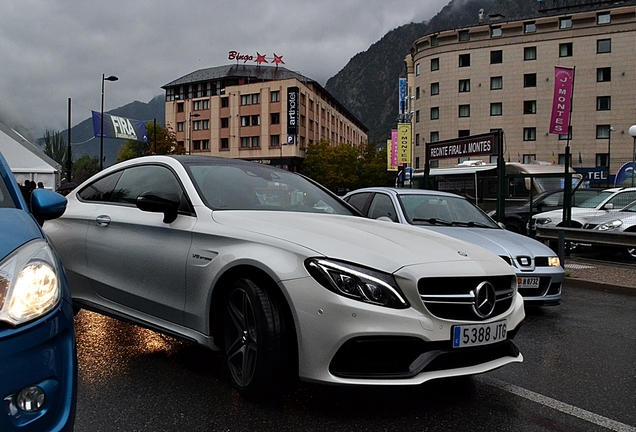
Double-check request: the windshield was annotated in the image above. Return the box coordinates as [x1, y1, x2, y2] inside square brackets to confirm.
[186, 162, 354, 215]
[399, 194, 499, 228]
[578, 191, 614, 208]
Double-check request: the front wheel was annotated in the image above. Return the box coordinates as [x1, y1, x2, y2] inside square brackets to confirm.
[222, 278, 294, 400]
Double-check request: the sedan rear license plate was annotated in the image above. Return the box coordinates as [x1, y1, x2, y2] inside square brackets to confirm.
[452, 320, 507, 348]
[518, 277, 539, 288]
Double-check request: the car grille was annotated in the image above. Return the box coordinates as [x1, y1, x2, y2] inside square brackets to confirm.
[418, 275, 515, 321]
[518, 277, 560, 297]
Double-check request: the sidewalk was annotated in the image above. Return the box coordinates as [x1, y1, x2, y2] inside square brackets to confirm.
[564, 259, 636, 291]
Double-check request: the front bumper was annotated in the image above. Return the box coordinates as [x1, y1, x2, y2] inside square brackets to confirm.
[515, 266, 564, 306]
[284, 275, 525, 386]
[0, 300, 77, 432]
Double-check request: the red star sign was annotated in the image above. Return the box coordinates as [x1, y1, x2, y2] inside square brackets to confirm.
[256, 52, 268, 64]
[272, 53, 285, 65]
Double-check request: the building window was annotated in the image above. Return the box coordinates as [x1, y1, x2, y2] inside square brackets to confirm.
[458, 30, 470, 41]
[221, 118, 229, 128]
[241, 93, 260, 105]
[489, 50, 502, 64]
[560, 17, 572, 29]
[597, 96, 611, 111]
[458, 130, 470, 138]
[415, 110, 421, 123]
[201, 139, 210, 150]
[491, 76, 503, 90]
[252, 136, 260, 147]
[177, 102, 184, 113]
[596, 153, 609, 167]
[524, 47, 537, 61]
[559, 43, 573, 57]
[524, 100, 537, 114]
[430, 58, 439, 71]
[240, 137, 250, 148]
[241, 95, 250, 105]
[524, 73, 537, 87]
[459, 79, 470, 92]
[490, 26, 502, 38]
[241, 116, 250, 127]
[523, 128, 536, 141]
[559, 127, 573, 140]
[523, 154, 536, 164]
[558, 153, 572, 165]
[430, 35, 439, 46]
[221, 97, 229, 108]
[271, 91, 280, 102]
[271, 135, 280, 147]
[193, 140, 201, 151]
[271, 113, 280, 124]
[430, 107, 439, 120]
[459, 105, 470, 118]
[416, 63, 421, 75]
[597, 12, 611, 25]
[524, 22, 536, 33]
[597, 67, 611, 82]
[193, 100, 209, 110]
[415, 87, 420, 99]
[415, 157, 420, 169]
[415, 133, 420, 146]
[177, 122, 184, 132]
[430, 160, 439, 168]
[459, 54, 470, 67]
[430, 131, 439, 142]
[597, 125, 612, 139]
[430, 82, 439, 95]
[597, 39, 611, 54]
[251, 115, 260, 126]
[490, 103, 502, 116]
[221, 138, 229, 149]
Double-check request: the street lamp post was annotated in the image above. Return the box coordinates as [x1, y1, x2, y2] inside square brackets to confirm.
[629, 125, 636, 187]
[100, 74, 119, 170]
[188, 113, 200, 155]
[607, 126, 615, 188]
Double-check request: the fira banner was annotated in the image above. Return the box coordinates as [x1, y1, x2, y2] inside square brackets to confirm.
[92, 111, 148, 143]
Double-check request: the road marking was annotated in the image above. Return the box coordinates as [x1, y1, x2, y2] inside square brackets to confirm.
[479, 376, 636, 432]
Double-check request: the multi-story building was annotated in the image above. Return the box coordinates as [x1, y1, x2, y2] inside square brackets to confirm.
[162, 64, 367, 171]
[406, 1, 636, 185]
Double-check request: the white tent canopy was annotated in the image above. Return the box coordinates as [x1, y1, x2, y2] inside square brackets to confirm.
[0, 121, 61, 190]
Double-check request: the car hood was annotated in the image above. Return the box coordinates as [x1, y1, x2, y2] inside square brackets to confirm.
[211, 211, 510, 274]
[0, 209, 43, 260]
[534, 207, 602, 220]
[419, 226, 554, 257]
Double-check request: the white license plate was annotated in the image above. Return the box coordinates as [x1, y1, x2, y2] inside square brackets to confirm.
[518, 277, 539, 288]
[452, 320, 507, 348]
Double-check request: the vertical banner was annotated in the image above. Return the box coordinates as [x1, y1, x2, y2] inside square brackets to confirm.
[549, 66, 575, 135]
[397, 123, 411, 164]
[387, 139, 398, 171]
[287, 86, 299, 135]
[398, 78, 407, 114]
[391, 129, 399, 167]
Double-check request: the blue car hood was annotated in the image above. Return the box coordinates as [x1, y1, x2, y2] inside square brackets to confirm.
[0, 209, 43, 260]
[421, 226, 554, 257]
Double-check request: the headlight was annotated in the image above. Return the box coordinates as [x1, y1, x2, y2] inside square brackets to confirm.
[548, 256, 560, 267]
[536, 217, 551, 225]
[305, 258, 409, 309]
[597, 220, 622, 231]
[0, 240, 61, 326]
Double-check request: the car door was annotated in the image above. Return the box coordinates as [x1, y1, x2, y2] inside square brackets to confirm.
[84, 164, 195, 325]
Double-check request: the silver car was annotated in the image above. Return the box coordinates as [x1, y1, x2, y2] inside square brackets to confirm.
[581, 199, 636, 259]
[43, 156, 524, 399]
[344, 187, 563, 305]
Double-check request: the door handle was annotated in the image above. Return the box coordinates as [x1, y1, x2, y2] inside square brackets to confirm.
[95, 215, 111, 227]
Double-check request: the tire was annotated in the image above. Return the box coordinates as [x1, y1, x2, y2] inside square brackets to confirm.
[222, 277, 294, 400]
[622, 247, 636, 260]
[504, 220, 525, 235]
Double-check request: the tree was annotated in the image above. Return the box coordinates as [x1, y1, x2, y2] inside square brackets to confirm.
[42, 130, 67, 166]
[72, 154, 99, 184]
[116, 123, 183, 163]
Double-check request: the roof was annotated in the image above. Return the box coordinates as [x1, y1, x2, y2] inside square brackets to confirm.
[162, 64, 314, 88]
[0, 121, 60, 174]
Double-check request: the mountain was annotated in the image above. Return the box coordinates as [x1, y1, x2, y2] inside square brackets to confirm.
[59, 95, 165, 166]
[324, 0, 546, 143]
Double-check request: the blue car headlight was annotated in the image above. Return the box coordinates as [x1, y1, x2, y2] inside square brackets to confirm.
[0, 239, 61, 326]
[305, 258, 409, 309]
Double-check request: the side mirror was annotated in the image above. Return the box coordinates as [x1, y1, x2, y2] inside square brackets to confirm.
[604, 203, 614, 210]
[30, 189, 67, 221]
[136, 191, 180, 224]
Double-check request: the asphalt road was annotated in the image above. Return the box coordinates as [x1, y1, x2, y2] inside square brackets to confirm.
[73, 280, 636, 432]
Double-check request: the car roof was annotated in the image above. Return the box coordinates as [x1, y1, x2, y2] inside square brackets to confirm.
[347, 187, 465, 200]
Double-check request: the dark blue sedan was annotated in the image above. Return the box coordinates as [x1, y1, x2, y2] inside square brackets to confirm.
[0, 151, 76, 431]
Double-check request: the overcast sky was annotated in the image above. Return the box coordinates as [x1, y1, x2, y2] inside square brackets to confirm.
[0, 0, 449, 141]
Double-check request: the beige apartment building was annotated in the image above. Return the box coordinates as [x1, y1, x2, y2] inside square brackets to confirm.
[162, 64, 367, 171]
[406, 3, 636, 184]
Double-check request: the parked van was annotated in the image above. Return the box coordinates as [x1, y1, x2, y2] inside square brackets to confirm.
[410, 160, 584, 212]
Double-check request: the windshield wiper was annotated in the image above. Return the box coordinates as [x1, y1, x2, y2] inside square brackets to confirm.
[451, 221, 494, 228]
[412, 218, 453, 226]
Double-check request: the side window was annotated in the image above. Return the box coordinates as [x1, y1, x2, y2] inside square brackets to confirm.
[345, 192, 372, 214]
[367, 194, 398, 222]
[112, 165, 184, 205]
[77, 171, 123, 202]
[542, 192, 563, 207]
[608, 192, 636, 209]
